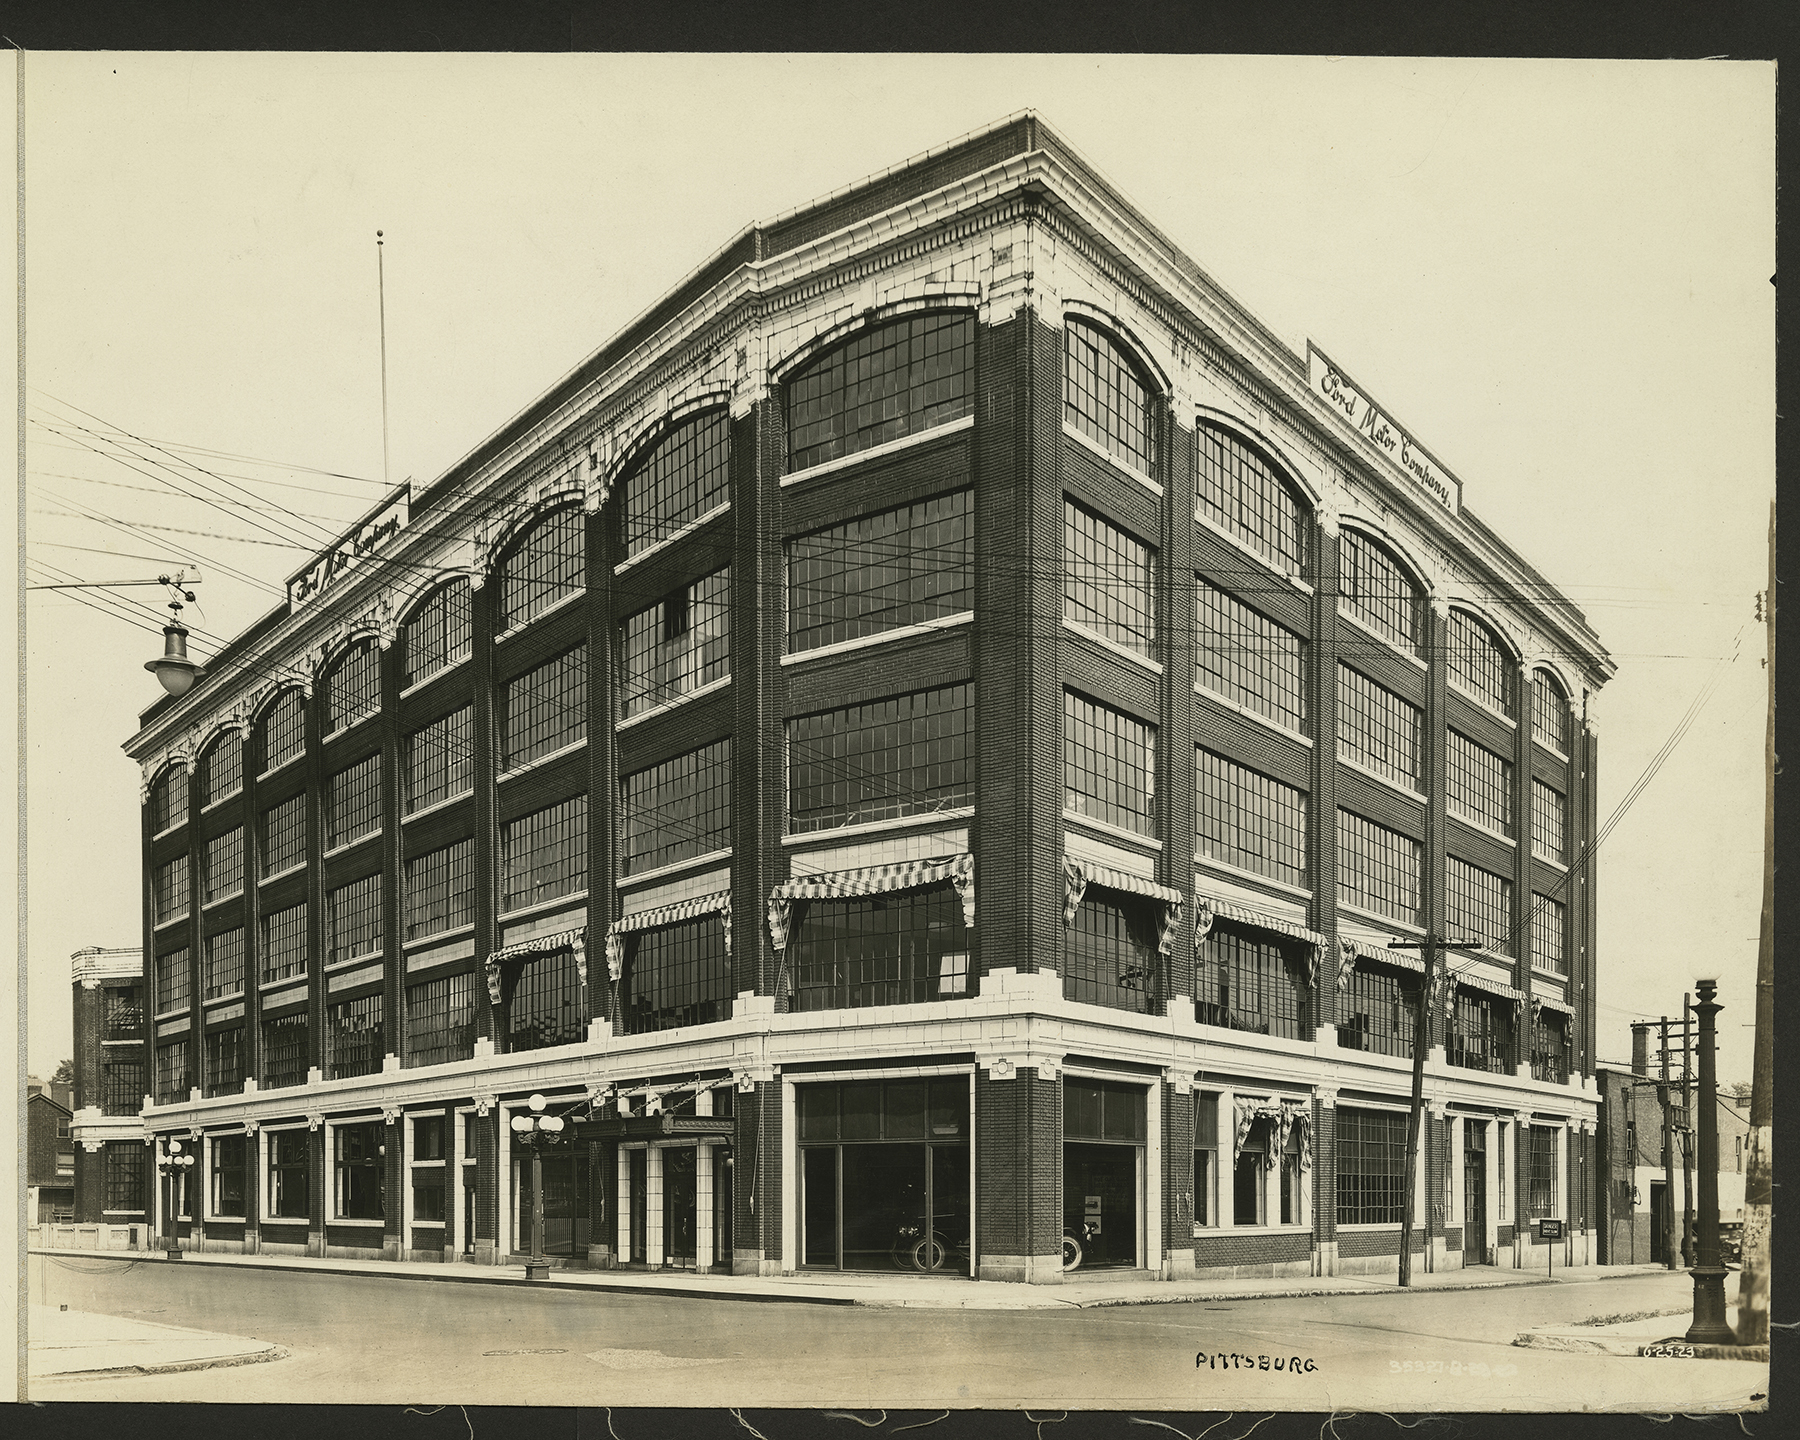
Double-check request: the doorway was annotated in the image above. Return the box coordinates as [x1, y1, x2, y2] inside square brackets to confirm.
[1650, 1180, 1669, 1264]
[628, 1148, 648, 1263]
[662, 1146, 698, 1268]
[1463, 1120, 1488, 1265]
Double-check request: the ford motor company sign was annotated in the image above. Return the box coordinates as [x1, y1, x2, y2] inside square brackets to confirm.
[1307, 344, 1461, 515]
[287, 487, 410, 612]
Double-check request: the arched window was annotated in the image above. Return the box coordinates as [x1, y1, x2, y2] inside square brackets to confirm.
[401, 581, 471, 688]
[1064, 320, 1155, 476]
[1339, 530, 1421, 652]
[199, 732, 243, 808]
[1448, 610, 1512, 715]
[1195, 424, 1307, 574]
[624, 409, 731, 558]
[324, 640, 381, 734]
[1531, 669, 1572, 753]
[786, 311, 974, 475]
[149, 765, 188, 834]
[260, 689, 306, 773]
[498, 507, 584, 632]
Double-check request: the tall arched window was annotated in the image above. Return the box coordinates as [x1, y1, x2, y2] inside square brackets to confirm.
[199, 732, 243, 808]
[623, 409, 731, 558]
[1064, 320, 1155, 476]
[260, 689, 306, 773]
[498, 506, 584, 632]
[149, 765, 188, 834]
[1195, 424, 1307, 573]
[324, 640, 381, 734]
[401, 581, 471, 688]
[1531, 669, 1572, 753]
[1448, 609, 1512, 715]
[1339, 530, 1421, 652]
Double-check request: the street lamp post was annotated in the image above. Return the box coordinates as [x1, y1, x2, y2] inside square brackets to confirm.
[157, 1139, 197, 1260]
[1685, 978, 1734, 1343]
[511, 1094, 569, 1281]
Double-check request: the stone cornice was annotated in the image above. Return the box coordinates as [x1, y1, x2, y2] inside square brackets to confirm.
[71, 946, 143, 988]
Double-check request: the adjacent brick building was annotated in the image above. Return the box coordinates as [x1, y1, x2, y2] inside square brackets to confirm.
[122, 113, 1612, 1283]
[27, 1085, 75, 1223]
[68, 945, 152, 1226]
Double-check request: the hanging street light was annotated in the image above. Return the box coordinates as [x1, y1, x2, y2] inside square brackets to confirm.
[144, 576, 204, 697]
[511, 1093, 570, 1281]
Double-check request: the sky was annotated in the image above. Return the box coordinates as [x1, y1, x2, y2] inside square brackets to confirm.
[13, 54, 1775, 1090]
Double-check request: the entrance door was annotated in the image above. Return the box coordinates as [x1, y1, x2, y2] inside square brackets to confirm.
[514, 1152, 591, 1257]
[1650, 1181, 1669, 1264]
[713, 1145, 734, 1269]
[663, 1147, 698, 1268]
[628, 1148, 648, 1264]
[1463, 1120, 1487, 1264]
[462, 1177, 475, 1255]
[1064, 1143, 1140, 1269]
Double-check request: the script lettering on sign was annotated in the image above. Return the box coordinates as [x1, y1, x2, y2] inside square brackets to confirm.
[1307, 344, 1460, 515]
[287, 488, 411, 612]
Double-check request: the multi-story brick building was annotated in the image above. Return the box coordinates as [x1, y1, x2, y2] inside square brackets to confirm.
[27, 1081, 75, 1223]
[122, 113, 1611, 1284]
[68, 945, 152, 1227]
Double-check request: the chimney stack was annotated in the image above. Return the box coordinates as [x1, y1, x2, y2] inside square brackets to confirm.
[1632, 1022, 1650, 1077]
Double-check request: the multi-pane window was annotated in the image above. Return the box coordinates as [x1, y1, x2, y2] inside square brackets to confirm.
[1339, 530, 1420, 651]
[260, 795, 306, 877]
[1064, 890, 1158, 1015]
[412, 1115, 447, 1221]
[328, 995, 385, 1080]
[1064, 320, 1155, 476]
[1337, 664, 1421, 788]
[1195, 749, 1308, 887]
[402, 582, 472, 687]
[1531, 894, 1567, 974]
[1532, 778, 1567, 862]
[325, 642, 381, 733]
[405, 972, 478, 1069]
[503, 948, 582, 1052]
[326, 755, 382, 849]
[1531, 1012, 1570, 1085]
[625, 409, 732, 555]
[1196, 925, 1310, 1038]
[1532, 671, 1572, 753]
[789, 684, 973, 834]
[104, 984, 144, 1041]
[260, 902, 308, 984]
[623, 917, 733, 1033]
[786, 312, 974, 474]
[1064, 691, 1156, 835]
[1446, 856, 1513, 955]
[500, 795, 588, 912]
[154, 1038, 191, 1104]
[619, 568, 731, 719]
[203, 928, 245, 999]
[1336, 1107, 1408, 1225]
[102, 1060, 145, 1116]
[405, 839, 473, 941]
[154, 855, 189, 924]
[210, 1133, 247, 1215]
[501, 648, 586, 769]
[150, 767, 188, 833]
[200, 733, 242, 807]
[499, 507, 584, 632]
[1449, 990, 1515, 1074]
[1195, 424, 1307, 573]
[620, 740, 731, 876]
[154, 948, 190, 1016]
[1449, 610, 1512, 714]
[104, 1143, 147, 1212]
[1194, 578, 1306, 733]
[791, 884, 969, 1013]
[1064, 499, 1156, 658]
[787, 490, 973, 654]
[404, 707, 474, 814]
[268, 1129, 309, 1217]
[204, 1026, 244, 1098]
[1447, 730, 1513, 835]
[327, 874, 383, 964]
[1337, 809, 1422, 925]
[1525, 1126, 1557, 1219]
[260, 1013, 309, 1089]
[335, 1120, 386, 1219]
[261, 689, 306, 772]
[1193, 1092, 1219, 1228]
[204, 827, 244, 903]
[1338, 963, 1420, 1058]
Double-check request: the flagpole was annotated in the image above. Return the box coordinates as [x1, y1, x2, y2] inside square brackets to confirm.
[377, 229, 390, 488]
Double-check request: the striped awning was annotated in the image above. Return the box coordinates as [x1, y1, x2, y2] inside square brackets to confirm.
[1063, 858, 1184, 956]
[485, 926, 587, 1004]
[1195, 894, 1327, 950]
[605, 892, 732, 981]
[1531, 993, 1576, 1016]
[1454, 969, 1525, 1003]
[1344, 938, 1427, 973]
[767, 853, 974, 955]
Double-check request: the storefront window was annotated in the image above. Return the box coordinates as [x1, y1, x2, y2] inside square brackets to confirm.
[514, 1147, 591, 1257]
[1192, 1092, 1218, 1228]
[336, 1121, 385, 1221]
[211, 1134, 247, 1217]
[1063, 1078, 1145, 1269]
[269, 1130, 309, 1218]
[413, 1116, 446, 1223]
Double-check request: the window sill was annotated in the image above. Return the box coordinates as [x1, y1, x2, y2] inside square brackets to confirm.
[202, 891, 244, 911]
[399, 653, 472, 700]
[494, 586, 588, 645]
[259, 973, 307, 992]
[496, 890, 589, 928]
[405, 923, 476, 952]
[618, 848, 732, 888]
[1192, 854, 1312, 901]
[1064, 809, 1162, 850]
[323, 713, 379, 745]
[411, 1220, 447, 1228]
[402, 790, 474, 825]
[1193, 509, 1311, 593]
[1338, 902, 1424, 935]
[151, 822, 185, 842]
[325, 951, 384, 974]
[1448, 676, 1517, 728]
[200, 790, 244, 816]
[323, 831, 383, 861]
[1533, 851, 1568, 873]
[1192, 685, 1312, 747]
[1062, 422, 1163, 498]
[260, 862, 307, 887]
[1336, 755, 1426, 806]
[1195, 1224, 1310, 1238]
[207, 1214, 248, 1225]
[1530, 964, 1571, 982]
[782, 611, 973, 667]
[498, 738, 588, 785]
[154, 914, 189, 931]
[1062, 618, 1163, 675]
[1533, 740, 1572, 764]
[1448, 812, 1516, 848]
[614, 501, 731, 574]
[617, 674, 731, 732]
[1338, 608, 1426, 671]
[785, 807, 974, 847]
[204, 991, 245, 1007]
[1336, 1221, 1413, 1233]
[327, 1217, 388, 1228]
[256, 754, 303, 785]
[782, 413, 974, 487]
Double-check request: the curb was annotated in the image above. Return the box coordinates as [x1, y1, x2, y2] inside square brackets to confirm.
[33, 1343, 291, 1382]
[1513, 1331, 1771, 1363]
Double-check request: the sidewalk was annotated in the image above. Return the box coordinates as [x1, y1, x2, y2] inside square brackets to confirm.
[28, 1304, 287, 1381]
[26, 1243, 1671, 1311]
[1514, 1270, 1770, 1362]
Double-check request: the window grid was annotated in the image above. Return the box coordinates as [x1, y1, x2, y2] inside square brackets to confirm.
[789, 684, 973, 833]
[405, 971, 478, 1068]
[260, 1012, 309, 1089]
[325, 643, 381, 732]
[1064, 890, 1158, 1015]
[1526, 1126, 1557, 1219]
[620, 739, 731, 876]
[787, 489, 973, 653]
[203, 827, 244, 904]
[500, 795, 588, 912]
[150, 768, 188, 833]
[1195, 748, 1308, 887]
[260, 902, 308, 984]
[1336, 1107, 1408, 1225]
[154, 855, 189, 924]
[402, 582, 472, 686]
[328, 994, 385, 1080]
[405, 838, 474, 941]
[619, 568, 731, 719]
[204, 1026, 245, 1098]
[624, 917, 733, 1033]
[1532, 778, 1567, 862]
[105, 1144, 147, 1211]
[1447, 730, 1514, 835]
[201, 734, 243, 806]
[1338, 963, 1420, 1058]
[102, 1060, 145, 1116]
[505, 949, 582, 1052]
[1337, 664, 1422, 787]
[261, 690, 306, 771]
[1449, 611, 1512, 714]
[1532, 672, 1572, 753]
[154, 1038, 191, 1104]
[326, 755, 382, 849]
[499, 507, 585, 631]
[1340, 530, 1420, 651]
[327, 874, 383, 964]
[786, 313, 974, 474]
[791, 884, 969, 1014]
[1194, 578, 1307, 733]
[1063, 690, 1156, 835]
[203, 927, 245, 999]
[1446, 856, 1513, 955]
[1063, 321, 1155, 476]
[104, 984, 144, 1041]
[1336, 809, 1422, 925]
[154, 948, 190, 1016]
[1064, 499, 1156, 657]
[1531, 1013, 1569, 1085]
[1532, 894, 1567, 974]
[624, 409, 732, 554]
[260, 795, 306, 877]
[1195, 424, 1306, 573]
[1449, 990, 1515, 1074]
[1197, 925, 1310, 1038]
[404, 707, 474, 814]
[502, 648, 586, 769]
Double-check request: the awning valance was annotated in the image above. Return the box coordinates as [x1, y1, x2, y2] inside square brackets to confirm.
[1335, 937, 1427, 991]
[485, 926, 587, 1004]
[1194, 894, 1326, 988]
[1230, 1096, 1313, 1172]
[605, 892, 731, 981]
[1062, 858, 1183, 956]
[767, 853, 973, 956]
[1454, 969, 1525, 1003]
[1531, 993, 1576, 1017]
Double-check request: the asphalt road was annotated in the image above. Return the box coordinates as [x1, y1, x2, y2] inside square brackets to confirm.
[30, 1258, 1766, 1413]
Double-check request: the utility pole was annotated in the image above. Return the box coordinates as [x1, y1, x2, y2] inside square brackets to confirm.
[1681, 994, 1694, 1268]
[1684, 978, 1733, 1343]
[1659, 1015, 1677, 1271]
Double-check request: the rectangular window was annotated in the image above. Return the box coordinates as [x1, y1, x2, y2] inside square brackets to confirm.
[1063, 889, 1158, 1015]
[328, 995, 385, 1080]
[405, 971, 478, 1068]
[335, 1120, 386, 1220]
[1195, 578, 1307, 734]
[1531, 1013, 1570, 1085]
[499, 508, 584, 631]
[1337, 664, 1421, 788]
[204, 1026, 245, 1097]
[326, 754, 382, 849]
[1336, 1106, 1408, 1225]
[203, 927, 245, 999]
[104, 984, 144, 1041]
[1063, 499, 1156, 658]
[1336, 963, 1419, 1059]
[260, 1012, 309, 1089]
[1234, 1125, 1266, 1225]
[1064, 690, 1155, 835]
[210, 1134, 247, 1216]
[201, 734, 243, 806]
[404, 838, 473, 941]
[155, 947, 190, 1016]
[412, 1115, 447, 1222]
[789, 684, 973, 834]
[501, 647, 587, 769]
[787, 490, 973, 654]
[790, 885, 970, 1014]
[1532, 674, 1571, 753]
[499, 794, 588, 912]
[1450, 990, 1515, 1074]
[105, 1142, 147, 1212]
[622, 917, 733, 1033]
[1532, 894, 1567, 974]
[1526, 1126, 1556, 1219]
[1448, 730, 1513, 835]
[154, 1038, 191, 1104]
[1336, 809, 1422, 925]
[262, 690, 306, 772]
[620, 739, 732, 876]
[1446, 856, 1513, 954]
[1193, 1092, 1219, 1228]
[269, 1129, 309, 1217]
[619, 568, 730, 719]
[404, 707, 474, 815]
[1195, 749, 1308, 887]
[503, 948, 582, 1052]
[1196, 926, 1311, 1039]
[260, 795, 307, 877]
[154, 855, 190, 924]
[1532, 779, 1567, 862]
[203, 827, 245, 903]
[328, 874, 384, 964]
[402, 583, 472, 687]
[102, 1059, 145, 1116]
[625, 410, 732, 555]
[261, 901, 308, 984]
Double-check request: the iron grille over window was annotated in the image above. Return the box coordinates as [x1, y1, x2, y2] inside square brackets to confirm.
[155, 947, 190, 1016]
[1531, 1012, 1569, 1084]
[402, 582, 472, 687]
[1336, 1107, 1408, 1225]
[1336, 809, 1422, 925]
[328, 995, 384, 1080]
[787, 489, 973, 654]
[405, 971, 477, 1068]
[1064, 320, 1155, 476]
[204, 827, 245, 903]
[404, 707, 473, 814]
[786, 312, 974, 474]
[1194, 578, 1307, 733]
[499, 507, 584, 631]
[260, 1012, 309, 1088]
[260, 902, 308, 984]
[1531, 894, 1567, 974]
[1447, 730, 1513, 835]
[1532, 671, 1572, 753]
[1197, 924, 1310, 1038]
[261, 689, 306, 772]
[1064, 497, 1156, 657]
[504, 948, 581, 1052]
[620, 739, 731, 876]
[1337, 664, 1422, 788]
[1532, 778, 1567, 862]
[200, 733, 242, 806]
[1525, 1125, 1556, 1218]
[789, 684, 973, 833]
[1449, 990, 1515, 1073]
[619, 568, 730, 719]
[1064, 889, 1158, 1015]
[154, 855, 189, 925]
[500, 795, 588, 912]
[204, 1026, 245, 1097]
[790, 884, 969, 1014]
[260, 795, 306, 877]
[103, 985, 143, 1041]
[102, 1060, 145, 1116]
[501, 648, 586, 769]
[154, 1038, 191, 1103]
[1195, 749, 1308, 887]
[150, 767, 188, 833]
[623, 916, 732, 1032]
[405, 838, 473, 941]
[327, 874, 383, 964]
[624, 409, 732, 554]
[1338, 963, 1420, 1058]
[105, 1142, 147, 1211]
[1195, 424, 1307, 573]
[326, 755, 382, 849]
[325, 642, 381, 733]
[1064, 690, 1156, 836]
[203, 928, 245, 999]
[1449, 610, 1512, 713]
[1446, 856, 1513, 955]
[1339, 530, 1420, 651]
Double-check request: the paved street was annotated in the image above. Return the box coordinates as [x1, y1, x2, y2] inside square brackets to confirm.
[30, 1256, 1765, 1412]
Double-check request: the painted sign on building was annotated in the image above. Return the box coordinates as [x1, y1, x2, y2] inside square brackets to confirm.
[286, 487, 410, 612]
[1307, 344, 1461, 515]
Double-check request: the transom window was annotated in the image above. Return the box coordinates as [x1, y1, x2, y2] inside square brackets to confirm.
[203, 827, 245, 903]
[1336, 1107, 1407, 1225]
[786, 312, 974, 474]
[500, 794, 588, 912]
[203, 927, 245, 999]
[1336, 809, 1422, 925]
[1196, 749, 1308, 887]
[1446, 856, 1513, 954]
[155, 946, 190, 1016]
[1532, 778, 1567, 862]
[405, 972, 478, 1069]
[1532, 670, 1572, 753]
[788, 684, 973, 834]
[325, 642, 381, 733]
[405, 838, 473, 941]
[200, 733, 242, 807]
[150, 767, 188, 834]
[328, 996, 385, 1081]
[1194, 578, 1306, 734]
[1195, 424, 1307, 573]
[261, 689, 306, 772]
[624, 409, 731, 556]
[1064, 320, 1155, 476]
[154, 855, 190, 925]
[326, 754, 383, 849]
[1449, 610, 1512, 714]
[1531, 894, 1567, 974]
[260, 1012, 309, 1089]
[1340, 530, 1420, 652]
[1064, 889, 1158, 1015]
[1447, 730, 1513, 835]
[402, 581, 472, 687]
[1337, 963, 1419, 1059]
[790, 883, 969, 1013]
[327, 873, 383, 964]
[1449, 990, 1515, 1074]
[502, 948, 582, 1052]
[404, 707, 474, 815]
[260, 902, 308, 984]
[501, 647, 586, 769]
[260, 795, 306, 877]
[1064, 499, 1155, 658]
[498, 507, 584, 632]
[623, 916, 732, 1033]
[1337, 664, 1421, 788]
[1196, 924, 1310, 1038]
[1064, 691, 1155, 836]
[620, 568, 730, 719]
[620, 739, 731, 876]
